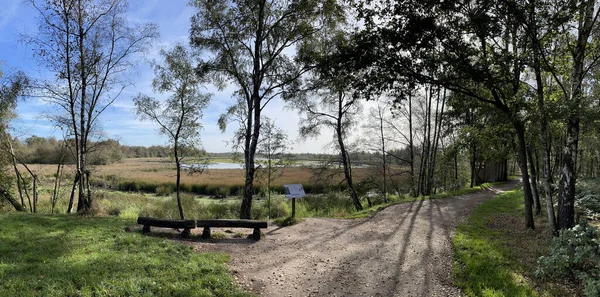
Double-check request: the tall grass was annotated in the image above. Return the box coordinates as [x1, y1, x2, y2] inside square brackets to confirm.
[8, 176, 506, 223]
[23, 158, 386, 197]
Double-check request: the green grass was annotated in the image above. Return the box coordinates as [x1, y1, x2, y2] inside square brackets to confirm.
[0, 213, 249, 297]
[346, 182, 502, 219]
[273, 216, 303, 227]
[452, 189, 561, 297]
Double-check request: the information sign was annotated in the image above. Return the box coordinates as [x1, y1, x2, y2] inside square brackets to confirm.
[283, 184, 306, 199]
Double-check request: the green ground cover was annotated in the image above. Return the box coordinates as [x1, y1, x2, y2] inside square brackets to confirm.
[452, 189, 567, 297]
[0, 213, 248, 297]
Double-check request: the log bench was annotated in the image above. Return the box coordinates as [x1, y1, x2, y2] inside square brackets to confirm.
[137, 216, 196, 238]
[197, 219, 268, 240]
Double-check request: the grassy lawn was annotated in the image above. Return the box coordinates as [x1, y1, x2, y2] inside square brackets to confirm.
[452, 189, 568, 297]
[0, 213, 248, 297]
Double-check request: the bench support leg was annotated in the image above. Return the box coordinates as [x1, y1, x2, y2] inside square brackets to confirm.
[202, 227, 211, 239]
[252, 228, 261, 240]
[181, 228, 191, 238]
[142, 225, 150, 233]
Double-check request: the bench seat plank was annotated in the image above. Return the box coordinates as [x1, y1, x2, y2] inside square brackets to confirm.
[197, 219, 267, 240]
[196, 219, 267, 229]
[137, 217, 196, 229]
[137, 217, 195, 238]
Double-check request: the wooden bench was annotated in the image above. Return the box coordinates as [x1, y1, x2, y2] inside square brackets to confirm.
[137, 216, 196, 238]
[197, 219, 268, 240]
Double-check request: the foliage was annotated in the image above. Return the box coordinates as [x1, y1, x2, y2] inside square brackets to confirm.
[133, 44, 210, 154]
[11, 136, 176, 164]
[134, 43, 210, 220]
[27, 0, 158, 212]
[536, 223, 600, 297]
[0, 213, 247, 296]
[575, 179, 600, 220]
[190, 0, 345, 219]
[0, 68, 28, 211]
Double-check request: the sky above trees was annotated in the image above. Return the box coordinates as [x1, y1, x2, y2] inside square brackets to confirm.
[0, 0, 338, 153]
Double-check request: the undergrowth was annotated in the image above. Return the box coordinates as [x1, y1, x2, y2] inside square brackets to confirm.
[453, 189, 569, 297]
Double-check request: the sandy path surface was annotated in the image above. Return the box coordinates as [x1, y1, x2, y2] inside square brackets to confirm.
[192, 181, 519, 297]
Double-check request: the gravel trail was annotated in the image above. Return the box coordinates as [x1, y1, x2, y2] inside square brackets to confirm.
[192, 180, 520, 297]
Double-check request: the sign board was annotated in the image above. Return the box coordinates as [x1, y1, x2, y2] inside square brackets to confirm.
[283, 184, 306, 199]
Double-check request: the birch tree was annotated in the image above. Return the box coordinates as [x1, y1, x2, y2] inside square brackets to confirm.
[190, 0, 344, 219]
[0, 69, 28, 211]
[134, 44, 210, 220]
[27, 0, 157, 213]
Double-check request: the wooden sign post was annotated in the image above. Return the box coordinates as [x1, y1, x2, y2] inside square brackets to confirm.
[283, 184, 306, 218]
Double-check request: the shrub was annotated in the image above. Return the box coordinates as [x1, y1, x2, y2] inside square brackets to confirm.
[576, 191, 600, 220]
[268, 195, 290, 218]
[575, 179, 600, 220]
[156, 184, 173, 196]
[250, 202, 267, 219]
[206, 202, 231, 219]
[215, 186, 229, 198]
[536, 222, 600, 297]
[297, 192, 355, 217]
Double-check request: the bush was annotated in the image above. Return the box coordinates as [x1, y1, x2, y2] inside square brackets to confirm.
[576, 191, 600, 220]
[575, 179, 600, 220]
[297, 192, 355, 217]
[536, 222, 600, 297]
[250, 202, 267, 219]
[206, 202, 231, 219]
[268, 195, 290, 218]
[156, 184, 174, 196]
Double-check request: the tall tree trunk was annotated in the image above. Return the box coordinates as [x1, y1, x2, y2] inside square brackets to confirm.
[515, 121, 535, 229]
[470, 144, 477, 188]
[337, 92, 362, 211]
[67, 172, 79, 213]
[419, 86, 431, 195]
[528, 146, 541, 215]
[51, 155, 64, 214]
[425, 85, 433, 195]
[531, 12, 557, 232]
[267, 150, 272, 218]
[428, 88, 446, 194]
[378, 104, 388, 202]
[33, 175, 38, 213]
[76, 0, 88, 213]
[7, 138, 24, 207]
[240, 0, 266, 219]
[408, 93, 416, 197]
[174, 142, 185, 220]
[557, 0, 595, 230]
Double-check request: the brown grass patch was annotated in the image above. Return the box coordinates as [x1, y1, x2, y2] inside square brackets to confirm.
[19, 158, 388, 189]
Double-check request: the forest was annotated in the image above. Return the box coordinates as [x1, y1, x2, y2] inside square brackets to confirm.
[1, 0, 600, 296]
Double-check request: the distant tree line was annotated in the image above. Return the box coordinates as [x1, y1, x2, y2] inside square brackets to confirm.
[10, 135, 175, 165]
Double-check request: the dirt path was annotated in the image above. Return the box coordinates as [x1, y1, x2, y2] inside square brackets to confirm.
[192, 181, 520, 297]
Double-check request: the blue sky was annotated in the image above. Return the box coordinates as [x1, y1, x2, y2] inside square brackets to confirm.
[0, 0, 340, 153]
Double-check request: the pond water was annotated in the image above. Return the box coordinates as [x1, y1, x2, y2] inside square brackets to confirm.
[181, 163, 245, 170]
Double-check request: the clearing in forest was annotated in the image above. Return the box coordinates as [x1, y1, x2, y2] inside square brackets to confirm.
[188, 180, 520, 297]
